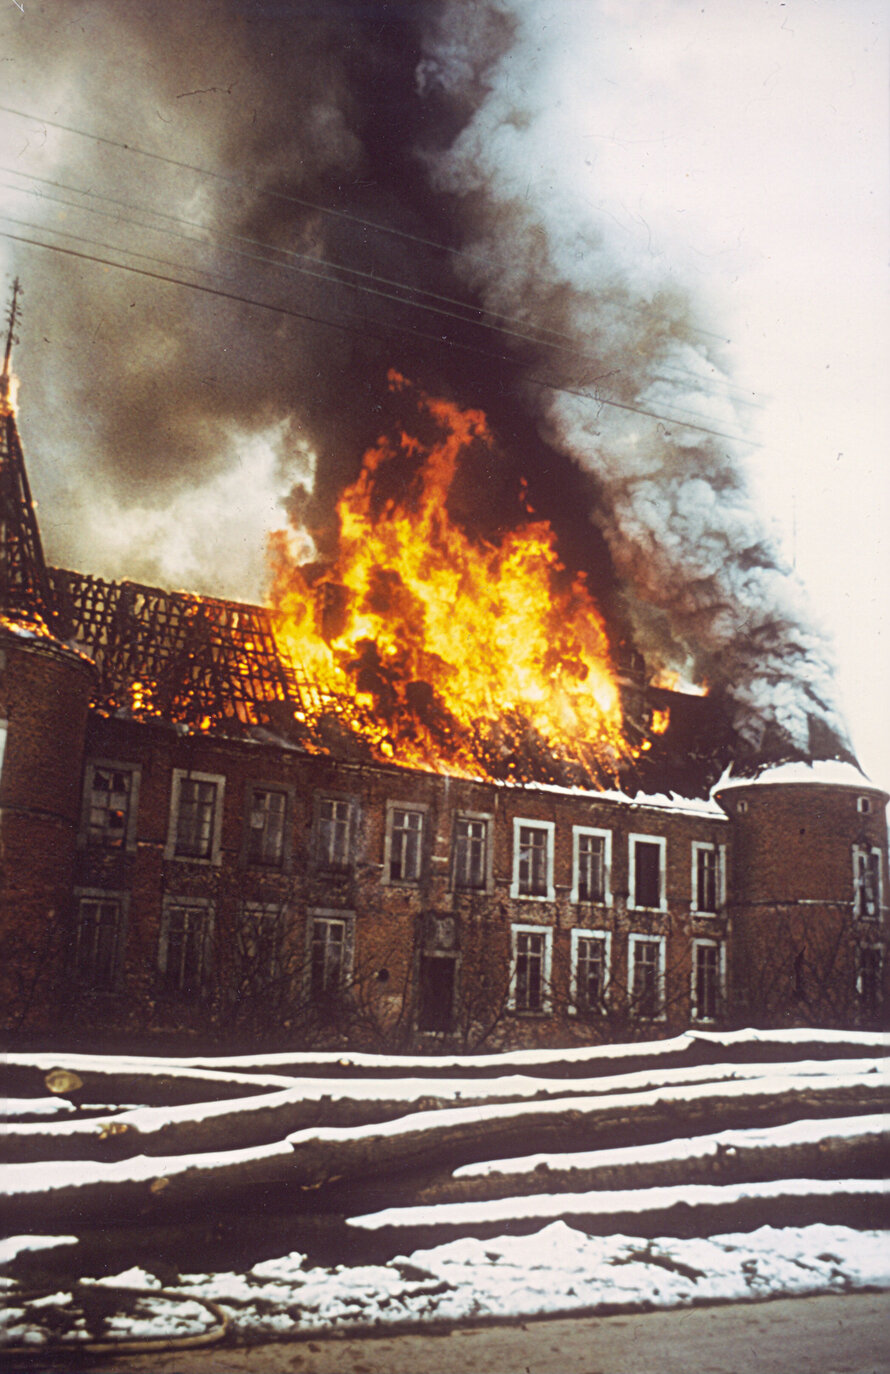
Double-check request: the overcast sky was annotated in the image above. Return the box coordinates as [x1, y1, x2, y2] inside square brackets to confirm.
[1, 0, 887, 781]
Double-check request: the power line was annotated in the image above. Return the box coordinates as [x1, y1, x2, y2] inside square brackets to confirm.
[2, 166, 576, 351]
[4, 169, 759, 409]
[0, 226, 756, 445]
[0, 102, 462, 258]
[0, 103, 732, 347]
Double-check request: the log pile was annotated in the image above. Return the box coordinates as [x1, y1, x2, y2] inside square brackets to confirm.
[1, 1029, 887, 1266]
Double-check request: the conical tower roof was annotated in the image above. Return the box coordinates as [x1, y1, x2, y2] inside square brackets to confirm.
[0, 280, 56, 632]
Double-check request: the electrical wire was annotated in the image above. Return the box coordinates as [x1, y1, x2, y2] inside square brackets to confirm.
[3, 171, 760, 410]
[0, 103, 731, 345]
[0, 225, 756, 445]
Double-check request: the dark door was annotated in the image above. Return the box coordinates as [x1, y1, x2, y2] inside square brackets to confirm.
[419, 955, 456, 1033]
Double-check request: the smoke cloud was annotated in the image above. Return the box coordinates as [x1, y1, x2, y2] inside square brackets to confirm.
[0, 0, 849, 761]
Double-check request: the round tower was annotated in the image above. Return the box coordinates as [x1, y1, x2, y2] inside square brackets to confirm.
[0, 625, 95, 1035]
[714, 761, 888, 1027]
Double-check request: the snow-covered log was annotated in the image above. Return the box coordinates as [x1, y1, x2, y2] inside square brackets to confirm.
[2, 1059, 884, 1164]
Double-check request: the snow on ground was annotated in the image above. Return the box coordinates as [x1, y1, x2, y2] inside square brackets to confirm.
[73, 1223, 890, 1339]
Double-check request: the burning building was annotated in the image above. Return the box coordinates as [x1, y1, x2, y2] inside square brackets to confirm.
[0, 336, 886, 1051]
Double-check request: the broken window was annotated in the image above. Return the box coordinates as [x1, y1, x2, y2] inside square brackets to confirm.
[86, 766, 136, 847]
[453, 816, 487, 890]
[692, 939, 723, 1021]
[629, 934, 665, 1018]
[574, 829, 609, 903]
[388, 806, 424, 883]
[159, 903, 212, 995]
[630, 836, 665, 910]
[511, 924, 552, 1012]
[572, 930, 609, 1012]
[247, 787, 287, 867]
[318, 797, 352, 870]
[514, 822, 553, 898]
[74, 897, 124, 991]
[853, 847, 882, 920]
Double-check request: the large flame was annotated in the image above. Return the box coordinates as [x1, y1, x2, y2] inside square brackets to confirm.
[270, 374, 629, 781]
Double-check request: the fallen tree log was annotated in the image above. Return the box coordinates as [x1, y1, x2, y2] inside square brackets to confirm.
[2, 1077, 886, 1229]
[344, 1176, 890, 1252]
[2, 1058, 884, 1165]
[406, 1114, 889, 1206]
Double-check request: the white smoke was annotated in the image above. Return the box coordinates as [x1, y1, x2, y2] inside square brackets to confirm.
[418, 0, 848, 754]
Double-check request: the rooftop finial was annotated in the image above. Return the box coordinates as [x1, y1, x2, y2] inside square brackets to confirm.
[1, 277, 22, 412]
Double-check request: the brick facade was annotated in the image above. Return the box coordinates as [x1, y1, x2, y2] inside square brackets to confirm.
[1, 626, 886, 1050]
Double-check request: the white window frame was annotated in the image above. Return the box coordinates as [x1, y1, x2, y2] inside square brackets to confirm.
[508, 922, 553, 1013]
[157, 897, 215, 994]
[452, 811, 494, 893]
[571, 826, 612, 905]
[691, 841, 726, 915]
[510, 817, 556, 901]
[304, 909, 355, 1000]
[853, 845, 883, 920]
[165, 769, 225, 864]
[244, 784, 290, 869]
[569, 927, 611, 1015]
[80, 759, 142, 852]
[690, 937, 726, 1023]
[628, 932, 667, 1020]
[383, 800, 428, 885]
[73, 889, 129, 991]
[314, 792, 357, 871]
[628, 833, 667, 912]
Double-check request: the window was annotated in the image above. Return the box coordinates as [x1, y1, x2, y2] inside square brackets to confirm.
[453, 814, 490, 891]
[81, 760, 141, 849]
[307, 912, 354, 1001]
[158, 900, 213, 994]
[166, 770, 225, 863]
[509, 923, 553, 1013]
[853, 846, 882, 920]
[237, 903, 282, 985]
[628, 934, 666, 1019]
[628, 834, 666, 911]
[385, 803, 426, 884]
[691, 939, 724, 1022]
[569, 929, 611, 1013]
[511, 818, 555, 900]
[692, 842, 724, 914]
[572, 827, 611, 904]
[857, 796, 872, 815]
[317, 796, 353, 870]
[857, 946, 883, 1014]
[74, 894, 126, 991]
[246, 787, 287, 867]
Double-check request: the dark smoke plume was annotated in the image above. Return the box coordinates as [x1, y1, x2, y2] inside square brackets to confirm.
[0, 0, 850, 762]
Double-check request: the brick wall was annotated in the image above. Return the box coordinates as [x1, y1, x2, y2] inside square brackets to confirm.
[2, 683, 886, 1048]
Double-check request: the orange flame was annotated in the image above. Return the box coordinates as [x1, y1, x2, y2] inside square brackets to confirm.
[269, 375, 628, 780]
[0, 611, 54, 640]
[650, 707, 670, 735]
[0, 370, 20, 418]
